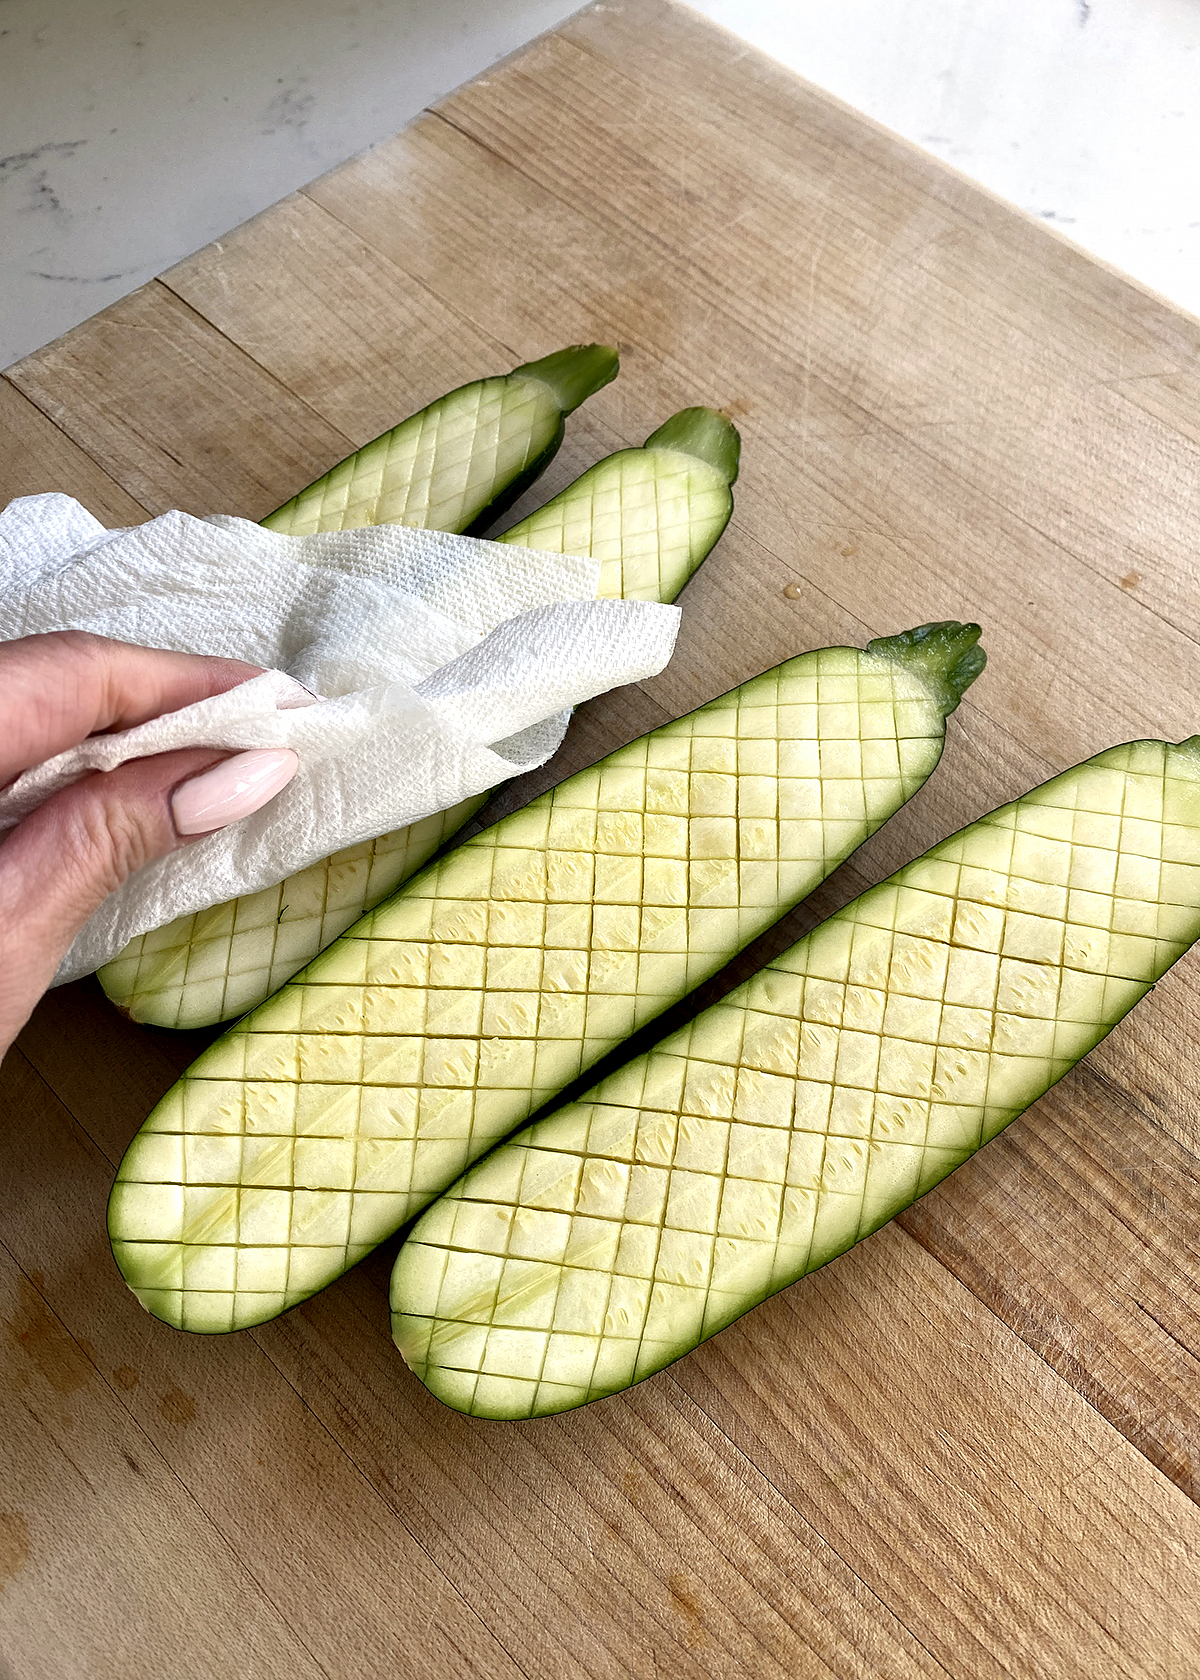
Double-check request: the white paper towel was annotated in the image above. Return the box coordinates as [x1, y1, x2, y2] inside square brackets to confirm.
[0, 493, 680, 984]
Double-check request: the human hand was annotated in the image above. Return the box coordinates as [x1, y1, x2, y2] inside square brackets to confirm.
[0, 631, 299, 1061]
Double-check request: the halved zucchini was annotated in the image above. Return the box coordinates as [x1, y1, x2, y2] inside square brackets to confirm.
[392, 737, 1200, 1418]
[100, 345, 617, 1027]
[262, 343, 618, 537]
[99, 405, 737, 1029]
[499, 407, 739, 604]
[109, 622, 984, 1332]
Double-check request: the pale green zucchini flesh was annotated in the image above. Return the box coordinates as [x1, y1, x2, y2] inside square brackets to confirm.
[262, 343, 618, 537]
[99, 399, 734, 1031]
[99, 345, 615, 1029]
[392, 737, 1200, 1419]
[499, 407, 739, 604]
[108, 622, 984, 1333]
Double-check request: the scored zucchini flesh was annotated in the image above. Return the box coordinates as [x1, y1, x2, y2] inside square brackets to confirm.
[499, 407, 739, 604]
[99, 344, 615, 1029]
[261, 342, 618, 537]
[108, 622, 985, 1333]
[98, 394, 734, 1030]
[393, 737, 1200, 1420]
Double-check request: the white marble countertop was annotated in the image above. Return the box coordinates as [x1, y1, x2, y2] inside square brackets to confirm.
[2, 0, 1198, 370]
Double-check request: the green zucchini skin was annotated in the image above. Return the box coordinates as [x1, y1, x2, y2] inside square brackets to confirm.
[108, 623, 984, 1334]
[393, 736, 1200, 1420]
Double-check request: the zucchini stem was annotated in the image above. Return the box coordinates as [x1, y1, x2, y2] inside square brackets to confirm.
[513, 343, 620, 413]
[867, 620, 986, 713]
[644, 407, 741, 484]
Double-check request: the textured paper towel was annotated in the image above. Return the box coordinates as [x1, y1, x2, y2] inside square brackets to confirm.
[0, 493, 680, 984]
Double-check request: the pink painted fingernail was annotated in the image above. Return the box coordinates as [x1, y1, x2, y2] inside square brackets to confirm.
[172, 748, 299, 836]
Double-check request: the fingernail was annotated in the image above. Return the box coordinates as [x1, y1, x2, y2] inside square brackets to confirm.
[172, 748, 299, 836]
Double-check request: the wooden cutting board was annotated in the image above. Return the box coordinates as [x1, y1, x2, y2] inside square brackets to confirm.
[2, 4, 1198, 1675]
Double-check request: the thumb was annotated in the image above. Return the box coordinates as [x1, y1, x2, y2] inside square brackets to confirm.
[0, 745, 298, 1044]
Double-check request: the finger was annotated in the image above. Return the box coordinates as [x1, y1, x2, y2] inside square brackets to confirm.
[0, 630, 262, 784]
[0, 744, 298, 1056]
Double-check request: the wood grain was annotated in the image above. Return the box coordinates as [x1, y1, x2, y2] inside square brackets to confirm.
[0, 378, 147, 527]
[159, 188, 675, 545]
[0, 1222, 324, 1680]
[2, 3, 1198, 1675]
[1, 1053, 526, 1680]
[5, 281, 349, 519]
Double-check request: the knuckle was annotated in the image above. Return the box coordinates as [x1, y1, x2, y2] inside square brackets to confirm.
[39, 628, 107, 664]
[60, 782, 159, 899]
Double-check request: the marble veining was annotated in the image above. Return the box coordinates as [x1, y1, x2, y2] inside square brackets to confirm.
[2, 0, 1199, 370]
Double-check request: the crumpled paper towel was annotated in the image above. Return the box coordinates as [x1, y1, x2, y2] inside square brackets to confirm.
[0, 492, 680, 985]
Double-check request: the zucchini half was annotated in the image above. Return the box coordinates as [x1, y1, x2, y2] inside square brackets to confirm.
[109, 622, 984, 1333]
[99, 394, 736, 1030]
[262, 342, 618, 537]
[393, 737, 1200, 1419]
[100, 345, 616, 1028]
